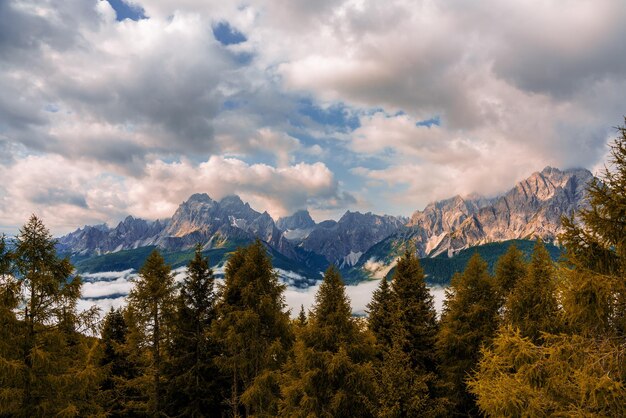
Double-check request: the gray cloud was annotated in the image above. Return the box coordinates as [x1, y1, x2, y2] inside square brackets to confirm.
[1, 0, 625, 232]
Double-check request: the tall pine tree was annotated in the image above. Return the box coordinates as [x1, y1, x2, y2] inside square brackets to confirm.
[390, 250, 438, 372]
[504, 240, 560, 342]
[493, 244, 527, 310]
[99, 307, 142, 417]
[126, 249, 176, 416]
[165, 245, 223, 417]
[436, 253, 500, 415]
[366, 276, 396, 353]
[280, 265, 377, 417]
[470, 119, 626, 416]
[559, 120, 626, 335]
[213, 240, 293, 417]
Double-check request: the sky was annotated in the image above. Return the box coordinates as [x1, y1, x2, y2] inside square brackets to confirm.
[1, 0, 626, 235]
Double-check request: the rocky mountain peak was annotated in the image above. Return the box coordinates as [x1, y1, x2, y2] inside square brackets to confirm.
[277, 209, 316, 231]
[186, 193, 215, 204]
[219, 195, 246, 207]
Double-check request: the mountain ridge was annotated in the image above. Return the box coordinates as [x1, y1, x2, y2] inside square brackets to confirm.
[58, 166, 593, 284]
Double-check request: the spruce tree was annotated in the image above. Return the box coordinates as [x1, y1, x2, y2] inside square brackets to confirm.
[297, 304, 307, 327]
[0, 234, 11, 279]
[366, 276, 396, 353]
[389, 250, 438, 373]
[369, 250, 445, 416]
[280, 265, 377, 417]
[377, 330, 434, 418]
[99, 307, 141, 417]
[126, 249, 176, 416]
[0, 234, 20, 414]
[436, 253, 499, 415]
[493, 244, 527, 310]
[213, 240, 293, 417]
[165, 245, 222, 417]
[504, 240, 560, 342]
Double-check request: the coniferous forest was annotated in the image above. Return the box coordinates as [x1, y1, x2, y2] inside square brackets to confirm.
[1, 124, 625, 417]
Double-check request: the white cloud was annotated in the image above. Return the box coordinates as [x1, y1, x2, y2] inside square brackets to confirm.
[1, 0, 626, 233]
[81, 277, 135, 299]
[0, 154, 347, 234]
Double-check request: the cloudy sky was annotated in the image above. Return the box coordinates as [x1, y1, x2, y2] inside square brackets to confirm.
[1, 0, 626, 235]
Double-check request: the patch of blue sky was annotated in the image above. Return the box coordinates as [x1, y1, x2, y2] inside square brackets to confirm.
[44, 103, 60, 113]
[296, 98, 360, 132]
[221, 99, 245, 111]
[213, 22, 247, 46]
[232, 51, 254, 66]
[106, 0, 147, 21]
[416, 115, 441, 128]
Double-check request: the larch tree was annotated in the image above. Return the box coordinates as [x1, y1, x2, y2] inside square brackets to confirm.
[0, 215, 100, 417]
[470, 119, 626, 416]
[280, 265, 377, 418]
[126, 249, 176, 416]
[469, 327, 626, 416]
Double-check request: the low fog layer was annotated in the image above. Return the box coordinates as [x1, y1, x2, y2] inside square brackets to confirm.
[78, 269, 447, 318]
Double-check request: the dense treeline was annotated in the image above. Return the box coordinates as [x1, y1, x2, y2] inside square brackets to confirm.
[1, 122, 626, 416]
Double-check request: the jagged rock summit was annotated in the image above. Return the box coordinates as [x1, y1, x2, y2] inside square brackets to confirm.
[357, 166, 592, 278]
[58, 166, 594, 281]
[277, 210, 316, 231]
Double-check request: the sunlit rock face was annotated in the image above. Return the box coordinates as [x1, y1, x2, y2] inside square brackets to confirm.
[404, 166, 592, 257]
[58, 167, 593, 278]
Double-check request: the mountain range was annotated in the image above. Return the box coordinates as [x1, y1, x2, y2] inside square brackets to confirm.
[58, 166, 593, 284]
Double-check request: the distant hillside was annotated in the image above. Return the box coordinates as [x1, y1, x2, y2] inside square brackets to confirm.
[67, 239, 324, 287]
[422, 239, 562, 285]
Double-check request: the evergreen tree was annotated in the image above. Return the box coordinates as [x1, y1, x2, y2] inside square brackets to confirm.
[470, 120, 626, 415]
[280, 265, 377, 417]
[165, 245, 223, 417]
[126, 249, 176, 416]
[504, 240, 560, 342]
[436, 253, 499, 415]
[377, 330, 434, 418]
[469, 327, 626, 416]
[213, 240, 293, 417]
[366, 277, 396, 353]
[0, 234, 20, 414]
[0, 215, 101, 417]
[389, 250, 438, 373]
[99, 307, 141, 417]
[297, 305, 307, 327]
[0, 234, 11, 279]
[560, 120, 626, 277]
[369, 250, 445, 416]
[493, 244, 527, 310]
[559, 120, 626, 334]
